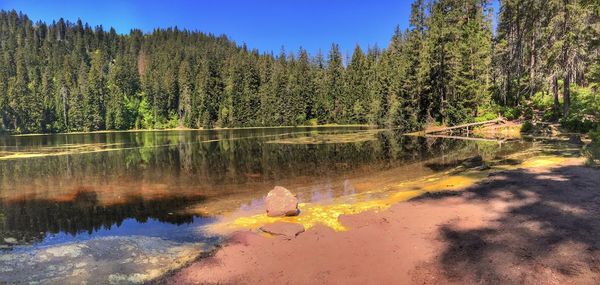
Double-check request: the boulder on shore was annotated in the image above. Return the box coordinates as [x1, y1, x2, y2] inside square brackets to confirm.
[265, 186, 299, 217]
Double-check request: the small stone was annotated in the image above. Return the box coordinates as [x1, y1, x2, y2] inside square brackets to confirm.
[265, 186, 299, 217]
[478, 163, 491, 171]
[260, 222, 305, 239]
[568, 135, 583, 145]
[462, 155, 484, 168]
[75, 262, 87, 268]
[3, 238, 17, 244]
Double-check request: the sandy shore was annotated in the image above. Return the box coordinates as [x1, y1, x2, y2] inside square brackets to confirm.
[166, 156, 600, 284]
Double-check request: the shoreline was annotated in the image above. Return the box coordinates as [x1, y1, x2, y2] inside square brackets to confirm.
[165, 148, 600, 284]
[3, 124, 374, 137]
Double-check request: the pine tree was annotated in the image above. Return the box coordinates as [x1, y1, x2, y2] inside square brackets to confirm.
[7, 51, 29, 131]
[345, 45, 368, 123]
[295, 48, 316, 123]
[241, 51, 261, 126]
[312, 49, 329, 123]
[178, 58, 193, 126]
[325, 44, 344, 123]
[85, 50, 107, 130]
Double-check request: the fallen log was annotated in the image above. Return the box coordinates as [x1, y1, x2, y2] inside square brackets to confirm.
[428, 118, 505, 134]
[423, 134, 509, 143]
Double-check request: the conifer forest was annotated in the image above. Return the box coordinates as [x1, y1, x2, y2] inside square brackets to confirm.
[0, 0, 599, 134]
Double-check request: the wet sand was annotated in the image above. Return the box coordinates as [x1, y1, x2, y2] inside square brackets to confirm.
[167, 156, 600, 284]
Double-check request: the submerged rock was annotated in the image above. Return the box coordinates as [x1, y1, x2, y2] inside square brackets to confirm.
[462, 155, 484, 168]
[260, 222, 305, 239]
[478, 162, 491, 171]
[265, 186, 299, 217]
[3, 238, 17, 244]
[569, 135, 584, 145]
[0, 236, 215, 285]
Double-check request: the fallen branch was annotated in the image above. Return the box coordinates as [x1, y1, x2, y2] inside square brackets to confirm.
[423, 134, 509, 143]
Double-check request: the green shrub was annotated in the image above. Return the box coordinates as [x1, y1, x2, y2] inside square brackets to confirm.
[531, 91, 554, 109]
[502, 107, 521, 120]
[591, 125, 600, 145]
[542, 108, 560, 121]
[307, 118, 319, 126]
[523, 106, 534, 120]
[560, 115, 595, 133]
[521, 121, 534, 133]
[562, 86, 599, 131]
[474, 111, 497, 123]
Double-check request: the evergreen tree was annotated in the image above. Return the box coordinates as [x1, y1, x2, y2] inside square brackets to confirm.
[85, 50, 107, 130]
[345, 45, 368, 123]
[325, 44, 344, 123]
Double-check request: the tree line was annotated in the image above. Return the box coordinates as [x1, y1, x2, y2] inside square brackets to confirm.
[0, 0, 598, 134]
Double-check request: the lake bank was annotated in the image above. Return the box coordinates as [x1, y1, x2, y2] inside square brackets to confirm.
[5, 124, 374, 137]
[166, 145, 600, 284]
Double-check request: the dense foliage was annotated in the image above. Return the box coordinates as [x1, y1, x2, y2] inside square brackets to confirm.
[494, 0, 600, 120]
[0, 0, 494, 133]
[1, 0, 599, 134]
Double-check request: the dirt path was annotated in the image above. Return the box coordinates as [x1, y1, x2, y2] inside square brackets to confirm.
[166, 157, 600, 285]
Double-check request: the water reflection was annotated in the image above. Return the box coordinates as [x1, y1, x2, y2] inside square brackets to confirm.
[0, 128, 532, 251]
[0, 190, 207, 248]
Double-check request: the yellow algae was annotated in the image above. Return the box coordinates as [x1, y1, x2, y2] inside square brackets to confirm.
[0, 143, 128, 160]
[218, 173, 482, 233]
[521, 156, 566, 168]
[216, 149, 572, 234]
[420, 175, 478, 192]
[229, 190, 425, 232]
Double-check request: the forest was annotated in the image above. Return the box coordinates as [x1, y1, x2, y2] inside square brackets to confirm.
[0, 0, 599, 136]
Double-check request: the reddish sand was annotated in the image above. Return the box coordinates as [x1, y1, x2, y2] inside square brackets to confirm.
[167, 159, 600, 284]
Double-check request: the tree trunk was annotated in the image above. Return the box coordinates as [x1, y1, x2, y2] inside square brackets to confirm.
[562, 0, 571, 118]
[61, 86, 69, 132]
[563, 70, 571, 117]
[529, 26, 536, 99]
[552, 73, 560, 114]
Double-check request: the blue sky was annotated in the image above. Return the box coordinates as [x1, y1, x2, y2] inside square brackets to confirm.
[1, 0, 499, 56]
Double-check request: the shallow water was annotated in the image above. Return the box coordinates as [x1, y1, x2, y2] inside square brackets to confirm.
[0, 127, 535, 283]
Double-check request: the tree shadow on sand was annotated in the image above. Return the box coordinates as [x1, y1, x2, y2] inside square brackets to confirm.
[415, 163, 600, 284]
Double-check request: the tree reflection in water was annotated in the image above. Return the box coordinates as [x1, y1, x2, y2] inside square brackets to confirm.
[0, 191, 208, 248]
[0, 128, 532, 249]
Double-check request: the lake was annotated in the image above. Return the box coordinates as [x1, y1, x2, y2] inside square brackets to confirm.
[0, 127, 534, 283]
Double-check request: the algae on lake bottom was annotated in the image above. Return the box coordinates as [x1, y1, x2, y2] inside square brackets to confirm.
[267, 131, 378, 144]
[217, 150, 572, 233]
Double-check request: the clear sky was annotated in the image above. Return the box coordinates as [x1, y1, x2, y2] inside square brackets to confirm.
[0, 0, 499, 56]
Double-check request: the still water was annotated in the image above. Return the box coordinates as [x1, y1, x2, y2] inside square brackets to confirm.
[0, 127, 531, 252]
